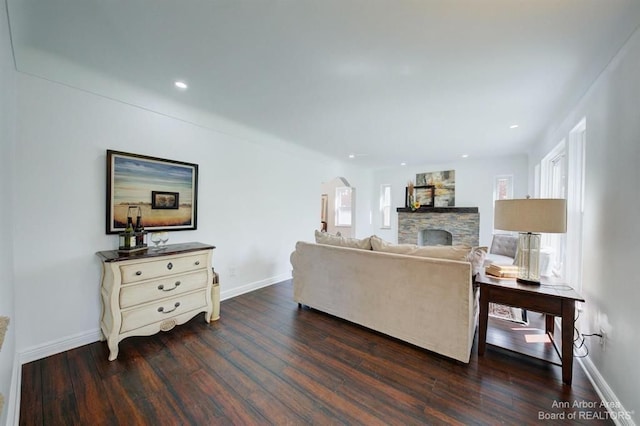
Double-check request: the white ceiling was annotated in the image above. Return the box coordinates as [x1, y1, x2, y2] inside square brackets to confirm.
[7, 0, 640, 168]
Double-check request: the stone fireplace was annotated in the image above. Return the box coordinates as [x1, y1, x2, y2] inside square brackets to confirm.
[397, 207, 479, 246]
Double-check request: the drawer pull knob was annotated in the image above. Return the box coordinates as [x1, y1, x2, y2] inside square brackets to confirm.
[157, 281, 181, 292]
[135, 271, 142, 276]
[166, 262, 173, 270]
[158, 302, 180, 314]
[195, 260, 200, 265]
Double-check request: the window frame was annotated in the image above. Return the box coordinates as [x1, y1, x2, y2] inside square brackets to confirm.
[379, 184, 391, 229]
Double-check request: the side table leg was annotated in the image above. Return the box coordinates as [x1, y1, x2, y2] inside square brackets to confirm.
[478, 288, 489, 355]
[561, 301, 576, 385]
[546, 314, 555, 335]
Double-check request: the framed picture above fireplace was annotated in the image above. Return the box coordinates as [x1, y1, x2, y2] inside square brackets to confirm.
[416, 169, 455, 207]
[405, 185, 435, 208]
[415, 185, 435, 207]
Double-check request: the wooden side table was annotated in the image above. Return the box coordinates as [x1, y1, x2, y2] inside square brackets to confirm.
[477, 273, 585, 385]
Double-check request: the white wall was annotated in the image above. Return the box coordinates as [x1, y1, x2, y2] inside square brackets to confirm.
[372, 155, 528, 246]
[12, 72, 372, 359]
[0, 0, 16, 423]
[530, 27, 640, 421]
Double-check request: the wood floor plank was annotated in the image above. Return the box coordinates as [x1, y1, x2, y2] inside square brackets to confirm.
[187, 338, 306, 424]
[38, 353, 81, 426]
[102, 364, 169, 426]
[66, 345, 118, 426]
[224, 305, 449, 424]
[218, 314, 390, 424]
[222, 300, 435, 423]
[221, 308, 395, 424]
[189, 367, 269, 424]
[19, 279, 613, 425]
[18, 362, 43, 426]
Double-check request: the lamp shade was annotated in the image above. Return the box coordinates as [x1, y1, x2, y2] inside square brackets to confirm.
[494, 198, 567, 233]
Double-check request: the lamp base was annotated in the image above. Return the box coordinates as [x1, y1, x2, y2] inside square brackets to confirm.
[516, 232, 541, 285]
[516, 277, 541, 286]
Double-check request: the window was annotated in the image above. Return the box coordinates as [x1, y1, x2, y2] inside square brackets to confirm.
[494, 175, 513, 201]
[380, 184, 391, 229]
[540, 140, 567, 277]
[566, 118, 586, 292]
[335, 187, 352, 227]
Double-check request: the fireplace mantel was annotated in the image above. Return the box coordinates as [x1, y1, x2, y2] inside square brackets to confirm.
[396, 207, 479, 214]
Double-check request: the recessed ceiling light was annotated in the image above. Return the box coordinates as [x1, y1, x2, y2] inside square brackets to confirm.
[174, 81, 188, 89]
[461, 154, 469, 158]
[510, 124, 519, 129]
[400, 162, 407, 166]
[348, 154, 356, 159]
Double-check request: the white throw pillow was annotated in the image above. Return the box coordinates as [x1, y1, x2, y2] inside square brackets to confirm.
[314, 230, 372, 250]
[370, 235, 471, 261]
[466, 246, 488, 276]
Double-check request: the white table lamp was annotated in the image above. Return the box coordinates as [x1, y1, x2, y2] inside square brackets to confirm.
[494, 198, 567, 284]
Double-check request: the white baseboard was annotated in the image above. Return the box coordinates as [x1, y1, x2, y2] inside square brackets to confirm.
[553, 317, 635, 425]
[18, 328, 102, 365]
[220, 273, 291, 301]
[578, 356, 636, 426]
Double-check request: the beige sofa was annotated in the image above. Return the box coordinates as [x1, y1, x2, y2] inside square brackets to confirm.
[290, 236, 481, 363]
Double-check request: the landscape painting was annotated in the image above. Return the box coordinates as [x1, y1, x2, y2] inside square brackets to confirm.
[416, 169, 455, 207]
[106, 150, 198, 233]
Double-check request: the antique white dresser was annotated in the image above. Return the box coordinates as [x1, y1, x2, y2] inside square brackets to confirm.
[96, 242, 216, 360]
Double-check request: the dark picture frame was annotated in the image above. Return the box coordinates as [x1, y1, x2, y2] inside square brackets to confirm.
[152, 191, 180, 209]
[106, 150, 198, 233]
[414, 185, 435, 207]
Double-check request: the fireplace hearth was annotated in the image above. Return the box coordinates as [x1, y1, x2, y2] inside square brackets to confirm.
[418, 229, 453, 246]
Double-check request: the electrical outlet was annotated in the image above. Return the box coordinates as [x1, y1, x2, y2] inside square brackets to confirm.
[229, 266, 237, 277]
[595, 312, 611, 352]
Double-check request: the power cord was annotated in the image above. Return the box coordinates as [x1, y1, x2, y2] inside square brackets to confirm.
[572, 309, 603, 358]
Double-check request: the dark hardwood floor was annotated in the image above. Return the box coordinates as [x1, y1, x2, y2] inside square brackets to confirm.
[20, 280, 612, 425]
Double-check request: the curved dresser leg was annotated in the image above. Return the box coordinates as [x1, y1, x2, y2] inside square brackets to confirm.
[107, 340, 119, 361]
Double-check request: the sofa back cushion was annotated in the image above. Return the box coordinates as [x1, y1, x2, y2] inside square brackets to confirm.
[370, 235, 470, 261]
[315, 230, 372, 250]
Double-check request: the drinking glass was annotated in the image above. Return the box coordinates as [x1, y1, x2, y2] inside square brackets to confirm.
[151, 232, 162, 249]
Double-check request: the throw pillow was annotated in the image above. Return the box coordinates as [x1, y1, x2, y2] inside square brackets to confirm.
[314, 230, 372, 250]
[466, 246, 488, 276]
[370, 235, 470, 260]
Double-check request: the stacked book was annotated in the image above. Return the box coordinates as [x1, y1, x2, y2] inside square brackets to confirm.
[485, 263, 519, 278]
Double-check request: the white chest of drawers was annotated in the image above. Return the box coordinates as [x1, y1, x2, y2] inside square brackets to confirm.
[97, 242, 215, 360]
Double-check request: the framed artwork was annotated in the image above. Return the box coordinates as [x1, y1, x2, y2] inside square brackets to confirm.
[152, 191, 180, 209]
[416, 169, 456, 206]
[406, 185, 435, 208]
[415, 185, 435, 207]
[106, 150, 198, 233]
